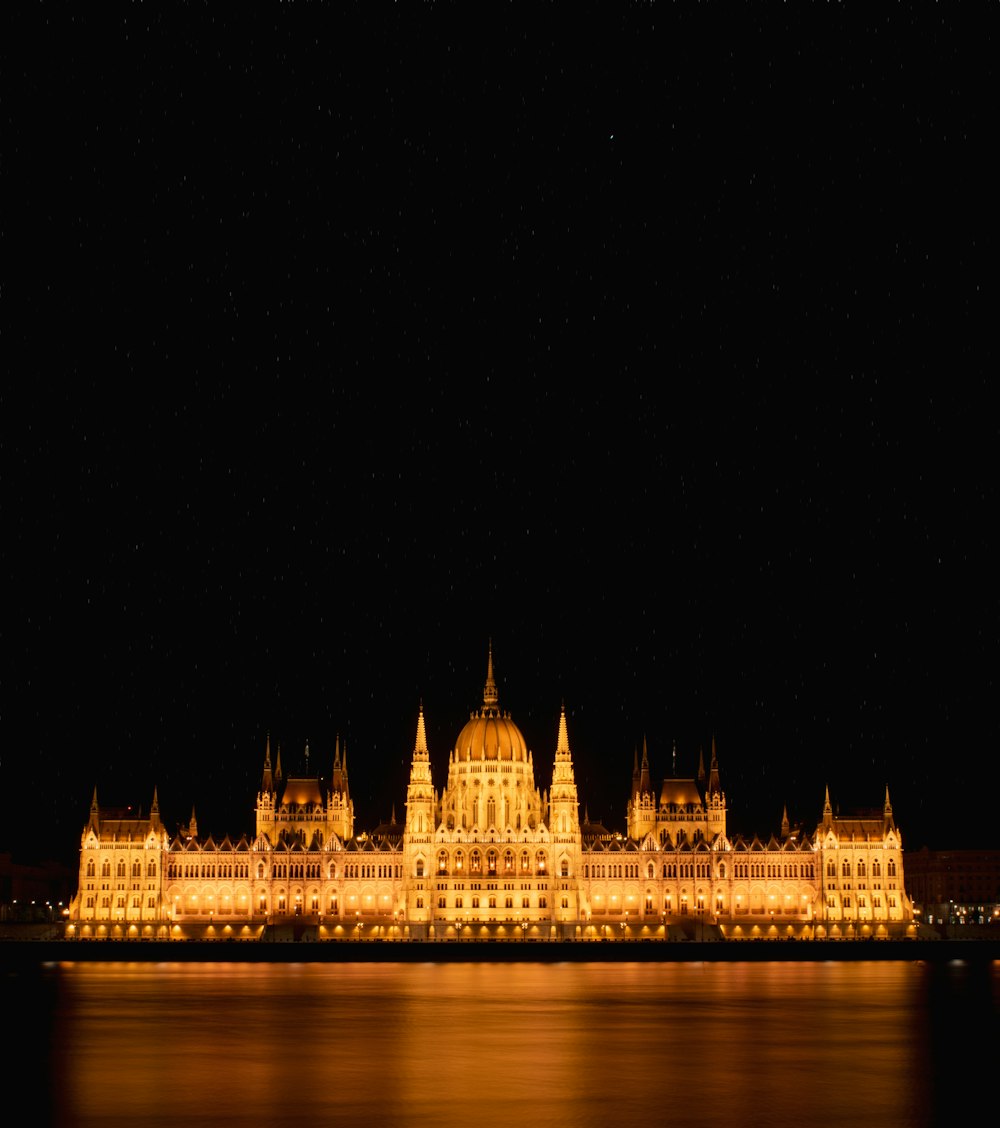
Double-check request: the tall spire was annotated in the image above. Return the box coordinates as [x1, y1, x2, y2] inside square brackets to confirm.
[414, 700, 430, 762]
[555, 701, 571, 762]
[483, 639, 499, 711]
[708, 735, 721, 794]
[261, 733, 274, 793]
[639, 737, 651, 793]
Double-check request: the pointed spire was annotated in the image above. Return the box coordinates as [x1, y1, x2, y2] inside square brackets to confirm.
[697, 746, 706, 783]
[262, 732, 274, 793]
[151, 786, 160, 819]
[555, 702, 571, 761]
[304, 739, 310, 775]
[483, 639, 499, 711]
[639, 736, 651, 794]
[781, 804, 789, 837]
[822, 784, 832, 828]
[413, 701, 429, 761]
[708, 735, 721, 794]
[276, 743, 284, 781]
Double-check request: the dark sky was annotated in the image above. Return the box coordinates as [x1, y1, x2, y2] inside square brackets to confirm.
[6, 7, 996, 867]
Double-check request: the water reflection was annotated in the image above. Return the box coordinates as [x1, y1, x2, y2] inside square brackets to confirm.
[15, 958, 998, 1127]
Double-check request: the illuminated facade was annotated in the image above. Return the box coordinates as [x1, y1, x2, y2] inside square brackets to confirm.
[68, 648, 914, 940]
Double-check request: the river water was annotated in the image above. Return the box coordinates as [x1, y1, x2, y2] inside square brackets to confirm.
[9, 957, 998, 1127]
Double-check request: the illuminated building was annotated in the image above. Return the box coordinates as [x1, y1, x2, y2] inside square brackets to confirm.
[67, 647, 914, 940]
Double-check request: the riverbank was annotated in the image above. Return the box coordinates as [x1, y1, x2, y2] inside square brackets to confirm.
[3, 934, 998, 968]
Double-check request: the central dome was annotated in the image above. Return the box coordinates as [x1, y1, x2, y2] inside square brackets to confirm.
[453, 647, 529, 763]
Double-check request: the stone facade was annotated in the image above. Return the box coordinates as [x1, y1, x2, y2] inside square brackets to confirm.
[67, 649, 915, 940]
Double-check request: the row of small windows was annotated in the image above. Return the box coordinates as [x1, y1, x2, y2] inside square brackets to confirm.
[733, 862, 815, 880]
[260, 862, 402, 881]
[432, 849, 563, 877]
[436, 895, 549, 911]
[88, 860, 158, 879]
[585, 863, 642, 879]
[826, 859, 895, 878]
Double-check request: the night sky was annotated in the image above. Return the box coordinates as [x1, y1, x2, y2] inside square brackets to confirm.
[6, 7, 996, 868]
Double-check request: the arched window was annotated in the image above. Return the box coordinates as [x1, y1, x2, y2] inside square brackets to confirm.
[827, 860, 836, 877]
[872, 859, 881, 877]
[842, 859, 851, 877]
[857, 860, 866, 877]
[560, 859, 569, 878]
[116, 860, 126, 878]
[888, 859, 897, 878]
[455, 850, 465, 872]
[329, 862, 337, 880]
[536, 850, 547, 874]
[470, 849, 482, 873]
[86, 860, 95, 877]
[147, 861, 156, 877]
[438, 850, 448, 874]
[520, 850, 530, 873]
[416, 859, 425, 878]
[503, 850, 514, 873]
[487, 850, 498, 875]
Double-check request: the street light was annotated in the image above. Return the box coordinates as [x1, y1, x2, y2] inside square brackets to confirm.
[356, 911, 361, 940]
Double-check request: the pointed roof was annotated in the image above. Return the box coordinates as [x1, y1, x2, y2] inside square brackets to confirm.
[555, 703, 571, 762]
[639, 737, 651, 793]
[483, 639, 499, 713]
[413, 701, 430, 761]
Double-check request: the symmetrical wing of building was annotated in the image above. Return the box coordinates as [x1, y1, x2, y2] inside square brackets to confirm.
[68, 648, 915, 939]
